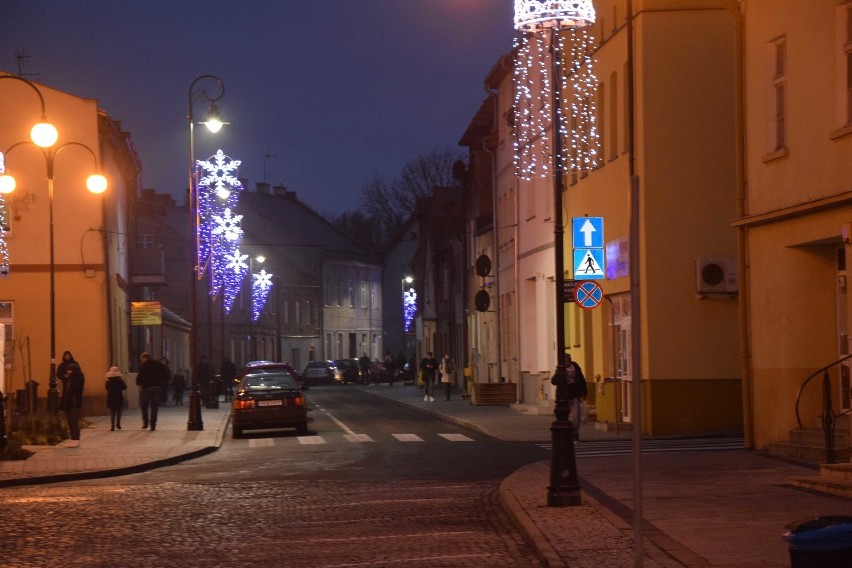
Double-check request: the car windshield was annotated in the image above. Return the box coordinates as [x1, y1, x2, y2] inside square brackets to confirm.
[306, 362, 327, 369]
[336, 360, 357, 370]
[242, 373, 298, 390]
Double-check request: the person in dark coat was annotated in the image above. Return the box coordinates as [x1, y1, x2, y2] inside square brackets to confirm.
[419, 352, 438, 402]
[56, 350, 81, 383]
[105, 366, 127, 431]
[564, 354, 588, 441]
[136, 352, 169, 431]
[61, 362, 85, 447]
[159, 357, 172, 405]
[172, 369, 186, 406]
[220, 356, 237, 402]
[384, 350, 396, 386]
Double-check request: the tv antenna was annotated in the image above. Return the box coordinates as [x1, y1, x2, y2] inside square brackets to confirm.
[15, 48, 40, 79]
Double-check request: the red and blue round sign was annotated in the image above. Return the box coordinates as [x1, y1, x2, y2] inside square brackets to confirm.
[573, 281, 604, 310]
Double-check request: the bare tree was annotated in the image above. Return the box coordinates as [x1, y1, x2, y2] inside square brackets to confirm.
[357, 147, 464, 244]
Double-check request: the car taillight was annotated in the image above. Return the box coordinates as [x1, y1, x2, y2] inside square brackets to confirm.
[233, 399, 255, 409]
[294, 396, 304, 407]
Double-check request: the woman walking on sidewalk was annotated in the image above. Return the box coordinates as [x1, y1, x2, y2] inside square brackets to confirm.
[105, 366, 127, 431]
[439, 353, 455, 401]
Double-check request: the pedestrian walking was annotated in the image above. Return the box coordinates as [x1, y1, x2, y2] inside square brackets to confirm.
[564, 354, 588, 441]
[358, 353, 370, 385]
[439, 353, 455, 401]
[172, 369, 186, 405]
[105, 366, 126, 431]
[159, 357, 172, 405]
[384, 350, 396, 386]
[220, 356, 237, 402]
[136, 352, 169, 431]
[419, 352, 437, 402]
[60, 362, 85, 447]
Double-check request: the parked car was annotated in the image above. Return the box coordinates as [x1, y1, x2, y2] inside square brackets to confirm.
[334, 358, 362, 384]
[301, 360, 342, 386]
[231, 371, 308, 438]
[242, 360, 304, 389]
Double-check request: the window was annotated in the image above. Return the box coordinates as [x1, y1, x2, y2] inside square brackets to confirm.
[371, 282, 378, 309]
[305, 300, 312, 325]
[768, 37, 787, 152]
[324, 277, 332, 306]
[597, 81, 606, 168]
[348, 280, 355, 308]
[0, 302, 12, 370]
[295, 300, 301, 324]
[137, 234, 154, 249]
[622, 62, 630, 154]
[283, 300, 289, 325]
[841, 3, 852, 125]
[360, 282, 367, 308]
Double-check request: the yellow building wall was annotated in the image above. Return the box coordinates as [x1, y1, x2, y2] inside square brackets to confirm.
[567, 3, 742, 435]
[1, 75, 112, 416]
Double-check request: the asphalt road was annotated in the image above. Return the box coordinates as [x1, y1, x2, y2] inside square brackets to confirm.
[0, 387, 548, 567]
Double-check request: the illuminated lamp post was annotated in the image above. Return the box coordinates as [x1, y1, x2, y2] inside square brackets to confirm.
[187, 74, 226, 431]
[512, 0, 598, 507]
[1, 139, 108, 414]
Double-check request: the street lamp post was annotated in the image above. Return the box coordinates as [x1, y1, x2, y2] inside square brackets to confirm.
[187, 74, 226, 431]
[1, 75, 106, 414]
[512, 1, 597, 507]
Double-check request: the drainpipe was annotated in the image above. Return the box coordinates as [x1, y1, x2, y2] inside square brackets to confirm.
[726, 0, 753, 448]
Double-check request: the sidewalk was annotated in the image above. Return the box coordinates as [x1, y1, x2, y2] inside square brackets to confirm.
[2, 384, 844, 567]
[0, 405, 230, 487]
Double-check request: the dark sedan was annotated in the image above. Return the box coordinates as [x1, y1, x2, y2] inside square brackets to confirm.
[334, 358, 363, 384]
[231, 371, 308, 438]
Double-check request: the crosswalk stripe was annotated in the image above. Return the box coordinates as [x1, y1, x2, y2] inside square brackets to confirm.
[344, 433, 374, 443]
[439, 433, 475, 442]
[248, 438, 275, 448]
[392, 434, 424, 442]
[298, 436, 327, 445]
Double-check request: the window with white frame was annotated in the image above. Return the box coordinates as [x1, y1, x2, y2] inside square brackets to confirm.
[360, 282, 367, 308]
[840, 2, 852, 126]
[767, 36, 787, 152]
[349, 280, 355, 308]
[371, 282, 378, 309]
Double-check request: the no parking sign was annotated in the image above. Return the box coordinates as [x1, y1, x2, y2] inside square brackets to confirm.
[573, 281, 604, 310]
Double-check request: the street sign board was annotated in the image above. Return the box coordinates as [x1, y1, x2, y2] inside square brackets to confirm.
[563, 279, 578, 303]
[574, 281, 604, 310]
[572, 217, 604, 249]
[573, 248, 605, 280]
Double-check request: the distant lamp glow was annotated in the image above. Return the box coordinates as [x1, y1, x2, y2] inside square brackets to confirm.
[86, 174, 108, 194]
[30, 122, 58, 148]
[0, 173, 15, 194]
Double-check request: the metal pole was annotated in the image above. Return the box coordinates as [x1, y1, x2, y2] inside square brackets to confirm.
[187, 80, 203, 431]
[46, 170, 59, 413]
[547, 26, 581, 508]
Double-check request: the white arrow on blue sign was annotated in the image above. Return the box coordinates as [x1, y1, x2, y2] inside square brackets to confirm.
[572, 217, 604, 249]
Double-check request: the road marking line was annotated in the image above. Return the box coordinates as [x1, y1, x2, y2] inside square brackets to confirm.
[344, 433, 374, 443]
[392, 434, 423, 442]
[298, 436, 327, 445]
[318, 407, 356, 434]
[248, 438, 275, 447]
[438, 433, 474, 442]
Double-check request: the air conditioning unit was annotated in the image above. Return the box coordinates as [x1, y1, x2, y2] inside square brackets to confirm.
[695, 257, 738, 297]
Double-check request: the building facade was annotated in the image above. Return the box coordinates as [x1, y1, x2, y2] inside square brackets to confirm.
[739, 0, 852, 450]
[1, 72, 138, 415]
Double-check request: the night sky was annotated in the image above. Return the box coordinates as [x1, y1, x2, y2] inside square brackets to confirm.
[0, 0, 513, 216]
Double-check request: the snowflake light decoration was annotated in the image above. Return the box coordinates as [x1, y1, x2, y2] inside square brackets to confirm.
[221, 247, 249, 314]
[198, 149, 242, 201]
[403, 287, 417, 332]
[211, 208, 243, 242]
[513, 0, 600, 180]
[251, 268, 274, 322]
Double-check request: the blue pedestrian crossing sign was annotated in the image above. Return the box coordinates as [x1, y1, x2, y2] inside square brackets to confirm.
[572, 217, 604, 249]
[573, 248, 605, 280]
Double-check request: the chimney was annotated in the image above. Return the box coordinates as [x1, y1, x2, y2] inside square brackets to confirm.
[273, 185, 288, 197]
[256, 182, 271, 194]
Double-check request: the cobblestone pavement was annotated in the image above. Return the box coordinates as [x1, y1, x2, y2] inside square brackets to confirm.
[0, 478, 540, 567]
